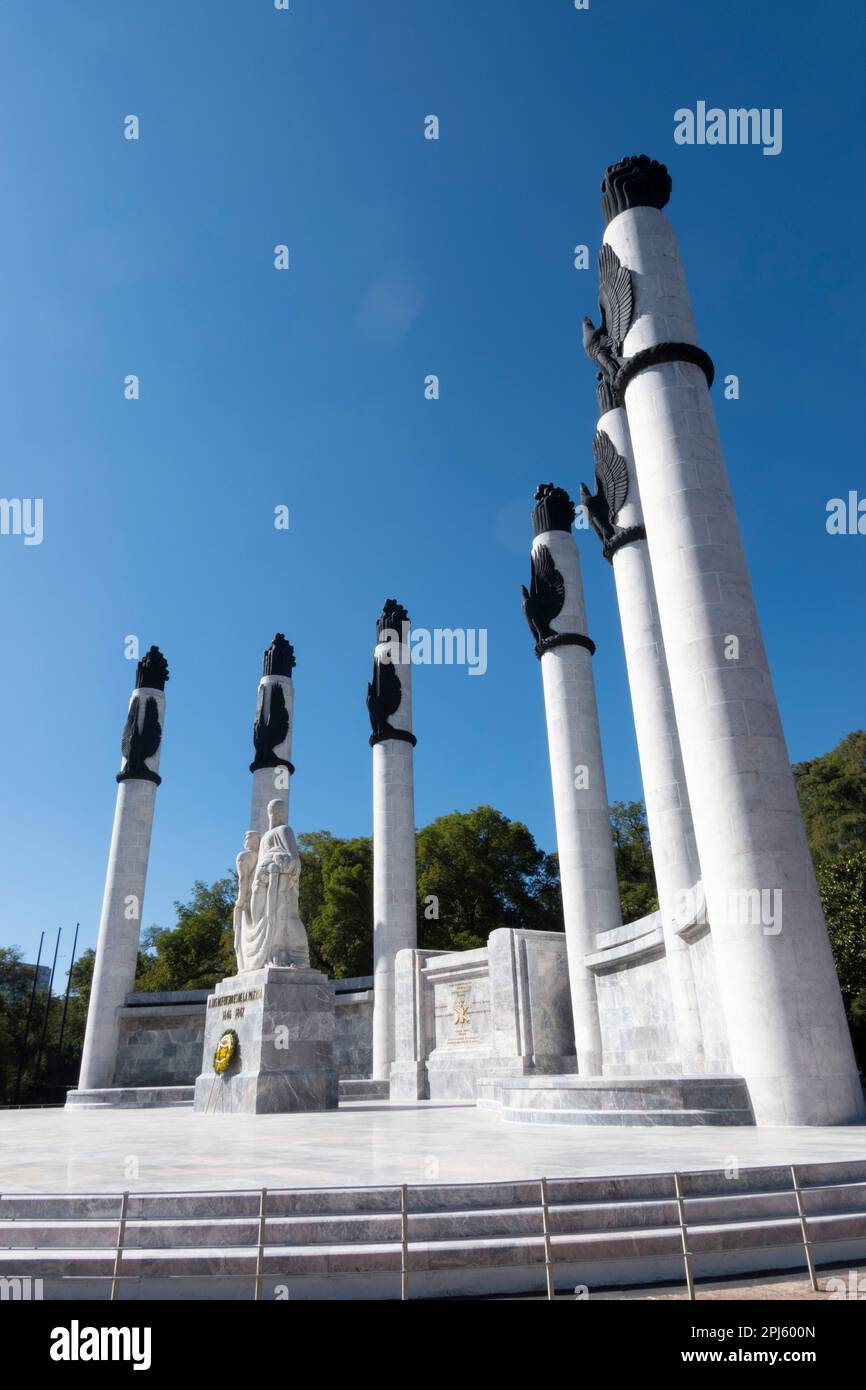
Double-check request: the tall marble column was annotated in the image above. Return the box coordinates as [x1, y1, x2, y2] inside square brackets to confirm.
[367, 600, 418, 1082]
[596, 153, 864, 1124]
[579, 375, 707, 1072]
[522, 486, 619, 1076]
[249, 634, 295, 835]
[77, 646, 168, 1092]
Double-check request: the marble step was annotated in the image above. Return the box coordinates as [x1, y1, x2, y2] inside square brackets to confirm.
[2, 1210, 865, 1282]
[65, 1086, 194, 1109]
[499, 1106, 755, 1126]
[4, 1183, 866, 1250]
[4, 1163, 866, 1296]
[338, 1079, 390, 1101]
[3, 1166, 865, 1225]
[480, 1073, 754, 1126]
[65, 1080, 384, 1110]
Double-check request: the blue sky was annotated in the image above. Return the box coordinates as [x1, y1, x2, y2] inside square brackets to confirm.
[1, 0, 864, 979]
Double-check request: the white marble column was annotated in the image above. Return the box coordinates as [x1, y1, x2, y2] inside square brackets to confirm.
[77, 647, 168, 1093]
[601, 154, 864, 1124]
[584, 392, 707, 1072]
[249, 634, 295, 835]
[523, 486, 619, 1076]
[368, 601, 418, 1082]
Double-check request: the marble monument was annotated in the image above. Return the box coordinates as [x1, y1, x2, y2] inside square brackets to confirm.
[74, 646, 169, 1098]
[193, 648, 337, 1115]
[367, 600, 418, 1084]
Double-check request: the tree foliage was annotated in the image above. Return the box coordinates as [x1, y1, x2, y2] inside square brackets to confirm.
[794, 731, 866, 861]
[792, 733, 866, 1063]
[299, 832, 373, 978]
[0, 945, 91, 1105]
[415, 806, 561, 952]
[813, 849, 866, 1063]
[610, 801, 658, 923]
[134, 879, 236, 993]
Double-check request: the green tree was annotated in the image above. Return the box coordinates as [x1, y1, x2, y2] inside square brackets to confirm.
[0, 945, 93, 1105]
[299, 832, 373, 977]
[0, 947, 32, 1103]
[134, 878, 236, 992]
[610, 800, 658, 923]
[793, 730, 866, 862]
[814, 850, 866, 1065]
[791, 732, 866, 1057]
[415, 806, 561, 952]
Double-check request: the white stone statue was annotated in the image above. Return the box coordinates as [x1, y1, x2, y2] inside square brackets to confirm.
[233, 831, 261, 968]
[234, 799, 310, 973]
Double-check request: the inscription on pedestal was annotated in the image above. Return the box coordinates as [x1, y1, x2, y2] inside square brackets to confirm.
[431, 977, 491, 1050]
[194, 967, 337, 1115]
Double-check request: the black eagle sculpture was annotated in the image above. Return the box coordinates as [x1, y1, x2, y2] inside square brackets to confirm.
[250, 681, 290, 771]
[521, 543, 565, 648]
[581, 429, 630, 546]
[118, 694, 162, 784]
[582, 243, 634, 387]
[366, 655, 403, 741]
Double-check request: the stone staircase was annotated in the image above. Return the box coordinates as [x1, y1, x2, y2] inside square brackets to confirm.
[476, 1074, 754, 1125]
[2, 1160, 865, 1299]
[64, 1078, 389, 1110]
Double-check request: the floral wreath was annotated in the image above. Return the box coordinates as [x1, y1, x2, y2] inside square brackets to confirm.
[213, 1028, 239, 1075]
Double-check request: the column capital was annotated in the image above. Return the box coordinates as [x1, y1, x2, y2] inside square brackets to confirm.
[522, 488, 596, 659]
[368, 600, 416, 747]
[375, 598, 410, 641]
[531, 483, 575, 537]
[262, 632, 295, 677]
[119, 651, 167, 785]
[135, 645, 169, 691]
[600, 154, 672, 227]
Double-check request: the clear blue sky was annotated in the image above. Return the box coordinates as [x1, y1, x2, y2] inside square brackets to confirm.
[1, 0, 864, 981]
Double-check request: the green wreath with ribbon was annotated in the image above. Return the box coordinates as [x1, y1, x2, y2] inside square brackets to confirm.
[213, 1028, 239, 1075]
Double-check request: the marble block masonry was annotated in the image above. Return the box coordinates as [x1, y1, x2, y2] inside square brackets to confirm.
[193, 967, 338, 1114]
[521, 484, 622, 1077]
[596, 154, 864, 1125]
[585, 381, 707, 1074]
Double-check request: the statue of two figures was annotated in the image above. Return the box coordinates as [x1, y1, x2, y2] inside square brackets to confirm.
[233, 799, 310, 972]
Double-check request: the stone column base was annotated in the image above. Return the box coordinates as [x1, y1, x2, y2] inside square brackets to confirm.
[193, 966, 337, 1114]
[389, 1061, 427, 1101]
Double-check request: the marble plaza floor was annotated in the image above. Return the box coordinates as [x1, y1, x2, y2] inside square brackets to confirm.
[1, 1101, 866, 1194]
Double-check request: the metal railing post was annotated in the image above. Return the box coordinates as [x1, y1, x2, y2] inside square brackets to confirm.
[254, 1187, 267, 1301]
[539, 1177, 555, 1300]
[673, 1172, 695, 1301]
[110, 1191, 129, 1302]
[790, 1165, 818, 1292]
[400, 1184, 409, 1301]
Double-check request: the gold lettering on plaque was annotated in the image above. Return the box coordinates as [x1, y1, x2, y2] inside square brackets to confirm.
[209, 988, 263, 1010]
[448, 982, 477, 1043]
[454, 999, 470, 1027]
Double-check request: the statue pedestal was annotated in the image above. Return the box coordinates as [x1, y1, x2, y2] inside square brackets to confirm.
[193, 966, 338, 1114]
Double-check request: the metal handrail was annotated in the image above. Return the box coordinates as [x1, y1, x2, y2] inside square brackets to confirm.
[791, 1164, 818, 1293]
[673, 1172, 695, 1300]
[539, 1177, 555, 1300]
[110, 1190, 129, 1302]
[254, 1187, 267, 1301]
[400, 1184, 409, 1301]
[2, 1163, 864, 1301]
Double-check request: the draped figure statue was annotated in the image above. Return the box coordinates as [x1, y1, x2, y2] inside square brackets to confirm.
[233, 799, 310, 973]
